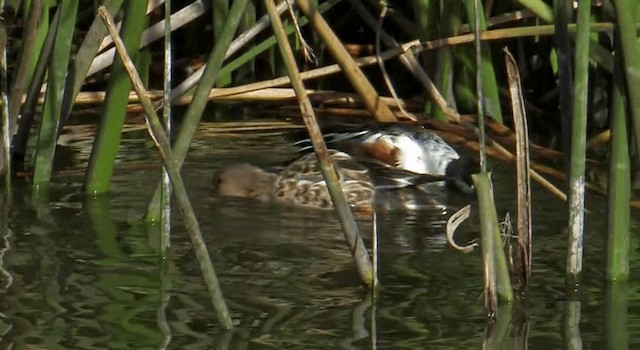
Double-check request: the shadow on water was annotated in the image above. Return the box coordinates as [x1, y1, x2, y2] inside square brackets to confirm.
[0, 121, 639, 349]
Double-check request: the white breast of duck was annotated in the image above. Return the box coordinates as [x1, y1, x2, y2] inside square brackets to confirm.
[322, 125, 461, 176]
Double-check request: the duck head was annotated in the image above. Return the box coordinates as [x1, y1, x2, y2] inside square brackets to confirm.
[213, 163, 277, 201]
[445, 157, 478, 194]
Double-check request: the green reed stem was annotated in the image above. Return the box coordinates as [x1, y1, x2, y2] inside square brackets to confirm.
[566, 0, 591, 284]
[464, 0, 503, 124]
[517, 0, 553, 22]
[613, 0, 640, 168]
[11, 2, 56, 168]
[606, 44, 630, 282]
[8, 0, 42, 138]
[85, 0, 147, 195]
[98, 6, 234, 330]
[432, 1, 462, 122]
[85, 196, 128, 261]
[60, 0, 125, 123]
[412, 0, 438, 42]
[237, 0, 257, 81]
[59, 0, 125, 132]
[605, 282, 629, 348]
[473, 172, 513, 314]
[32, 1, 78, 190]
[213, 0, 231, 87]
[146, 0, 251, 222]
[266, 0, 376, 288]
[553, 0, 574, 162]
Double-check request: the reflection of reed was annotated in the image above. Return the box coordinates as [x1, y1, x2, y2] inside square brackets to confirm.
[0, 194, 13, 293]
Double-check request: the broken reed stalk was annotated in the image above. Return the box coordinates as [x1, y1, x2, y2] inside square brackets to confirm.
[566, 0, 591, 285]
[473, 0, 511, 315]
[294, 0, 397, 123]
[504, 49, 532, 291]
[97, 6, 233, 330]
[265, 0, 376, 288]
[473, 173, 513, 312]
[474, 173, 498, 315]
[473, 0, 494, 314]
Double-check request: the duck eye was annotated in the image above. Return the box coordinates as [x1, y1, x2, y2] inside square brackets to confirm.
[214, 177, 223, 190]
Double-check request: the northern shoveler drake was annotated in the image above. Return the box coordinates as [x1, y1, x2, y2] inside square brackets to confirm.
[296, 124, 477, 194]
[213, 150, 375, 211]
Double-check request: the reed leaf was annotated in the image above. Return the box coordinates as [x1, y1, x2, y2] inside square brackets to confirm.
[85, 0, 148, 195]
[32, 1, 79, 189]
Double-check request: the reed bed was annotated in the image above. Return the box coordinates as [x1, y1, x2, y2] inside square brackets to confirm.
[0, 0, 637, 333]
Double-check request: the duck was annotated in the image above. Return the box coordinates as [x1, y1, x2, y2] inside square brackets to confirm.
[213, 150, 376, 211]
[295, 124, 477, 194]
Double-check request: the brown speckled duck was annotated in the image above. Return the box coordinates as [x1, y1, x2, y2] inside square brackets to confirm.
[213, 150, 375, 211]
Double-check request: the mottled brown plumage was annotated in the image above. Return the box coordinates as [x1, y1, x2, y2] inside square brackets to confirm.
[213, 150, 375, 211]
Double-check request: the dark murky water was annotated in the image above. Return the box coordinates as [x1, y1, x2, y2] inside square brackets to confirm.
[1, 121, 639, 349]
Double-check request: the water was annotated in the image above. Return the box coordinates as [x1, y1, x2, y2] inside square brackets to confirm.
[1, 121, 638, 349]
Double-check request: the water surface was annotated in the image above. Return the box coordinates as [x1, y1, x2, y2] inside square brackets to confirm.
[1, 121, 638, 349]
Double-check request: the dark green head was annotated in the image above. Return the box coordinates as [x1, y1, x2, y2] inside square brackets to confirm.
[445, 157, 478, 194]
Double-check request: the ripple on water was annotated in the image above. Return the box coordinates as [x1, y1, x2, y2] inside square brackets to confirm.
[2, 122, 640, 349]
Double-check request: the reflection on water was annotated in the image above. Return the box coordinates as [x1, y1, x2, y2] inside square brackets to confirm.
[0, 122, 639, 349]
